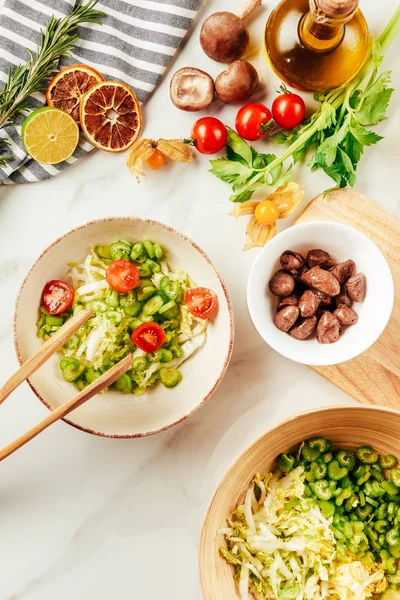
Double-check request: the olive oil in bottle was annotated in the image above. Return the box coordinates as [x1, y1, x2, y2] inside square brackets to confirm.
[264, 0, 371, 92]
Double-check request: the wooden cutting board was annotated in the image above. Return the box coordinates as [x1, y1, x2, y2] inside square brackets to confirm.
[296, 188, 400, 408]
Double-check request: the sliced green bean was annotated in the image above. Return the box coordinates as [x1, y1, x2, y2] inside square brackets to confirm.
[379, 454, 398, 469]
[60, 357, 86, 382]
[356, 445, 379, 465]
[143, 240, 155, 259]
[137, 286, 156, 301]
[107, 290, 120, 308]
[390, 468, 400, 488]
[130, 242, 145, 261]
[110, 240, 131, 261]
[95, 245, 111, 259]
[143, 295, 164, 316]
[92, 300, 107, 313]
[115, 374, 132, 394]
[336, 450, 356, 470]
[159, 367, 181, 388]
[153, 242, 163, 259]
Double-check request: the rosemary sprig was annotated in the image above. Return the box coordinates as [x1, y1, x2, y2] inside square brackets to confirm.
[0, 0, 104, 165]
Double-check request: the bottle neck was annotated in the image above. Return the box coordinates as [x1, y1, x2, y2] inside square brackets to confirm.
[299, 0, 359, 52]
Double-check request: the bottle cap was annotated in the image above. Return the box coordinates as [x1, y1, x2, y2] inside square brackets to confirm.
[317, 0, 359, 17]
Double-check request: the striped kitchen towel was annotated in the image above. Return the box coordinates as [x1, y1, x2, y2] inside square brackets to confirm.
[0, 0, 201, 184]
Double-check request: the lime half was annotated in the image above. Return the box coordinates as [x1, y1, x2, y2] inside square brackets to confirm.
[21, 106, 79, 164]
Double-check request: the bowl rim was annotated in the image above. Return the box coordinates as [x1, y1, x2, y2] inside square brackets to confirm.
[13, 216, 235, 439]
[198, 404, 400, 597]
[247, 220, 394, 366]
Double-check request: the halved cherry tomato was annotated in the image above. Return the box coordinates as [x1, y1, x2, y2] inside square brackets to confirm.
[190, 117, 227, 155]
[235, 103, 273, 141]
[254, 199, 280, 225]
[131, 322, 166, 353]
[272, 90, 305, 129]
[184, 287, 218, 320]
[106, 259, 140, 293]
[42, 280, 74, 315]
[145, 149, 165, 170]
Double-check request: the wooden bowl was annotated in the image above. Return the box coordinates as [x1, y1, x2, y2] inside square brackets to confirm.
[199, 405, 400, 599]
[14, 217, 234, 438]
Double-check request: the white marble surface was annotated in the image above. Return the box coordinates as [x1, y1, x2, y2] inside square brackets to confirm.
[0, 1, 399, 598]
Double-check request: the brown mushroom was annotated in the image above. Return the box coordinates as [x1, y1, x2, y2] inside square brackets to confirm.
[215, 60, 259, 103]
[199, 0, 262, 63]
[170, 67, 214, 112]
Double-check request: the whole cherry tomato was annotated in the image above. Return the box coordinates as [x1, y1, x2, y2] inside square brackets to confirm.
[235, 103, 273, 141]
[106, 260, 140, 293]
[272, 89, 306, 129]
[145, 149, 165, 170]
[131, 322, 166, 353]
[42, 280, 74, 315]
[184, 287, 219, 320]
[189, 117, 227, 155]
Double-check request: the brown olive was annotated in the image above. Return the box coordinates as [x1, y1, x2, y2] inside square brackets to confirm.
[330, 260, 355, 285]
[300, 266, 340, 296]
[346, 273, 366, 302]
[333, 305, 358, 326]
[314, 290, 333, 307]
[298, 290, 321, 318]
[269, 270, 295, 297]
[316, 311, 341, 344]
[306, 249, 331, 269]
[277, 294, 299, 310]
[290, 315, 317, 340]
[335, 286, 353, 308]
[280, 250, 305, 274]
[274, 306, 300, 332]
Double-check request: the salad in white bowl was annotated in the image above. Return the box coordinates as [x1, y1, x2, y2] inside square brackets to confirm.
[37, 238, 219, 396]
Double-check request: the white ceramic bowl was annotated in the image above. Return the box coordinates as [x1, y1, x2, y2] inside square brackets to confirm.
[247, 221, 394, 366]
[14, 218, 234, 437]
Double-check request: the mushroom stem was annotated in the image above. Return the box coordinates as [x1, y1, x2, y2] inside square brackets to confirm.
[236, 0, 262, 20]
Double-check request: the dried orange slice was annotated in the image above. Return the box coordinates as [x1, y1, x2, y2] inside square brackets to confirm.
[46, 64, 104, 123]
[80, 81, 142, 152]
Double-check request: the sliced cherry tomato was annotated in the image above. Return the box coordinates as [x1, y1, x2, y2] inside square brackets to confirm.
[106, 259, 140, 293]
[145, 149, 165, 170]
[254, 199, 280, 225]
[184, 287, 219, 320]
[189, 117, 227, 155]
[42, 280, 74, 315]
[131, 322, 166, 353]
[235, 103, 273, 141]
[272, 89, 306, 129]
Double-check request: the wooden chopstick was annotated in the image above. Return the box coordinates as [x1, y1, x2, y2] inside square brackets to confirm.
[0, 308, 93, 406]
[0, 353, 133, 462]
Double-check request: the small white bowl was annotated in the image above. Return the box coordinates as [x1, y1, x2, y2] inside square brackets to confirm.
[14, 217, 234, 438]
[247, 221, 394, 366]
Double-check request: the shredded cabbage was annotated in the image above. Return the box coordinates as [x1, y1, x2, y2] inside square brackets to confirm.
[220, 467, 387, 600]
